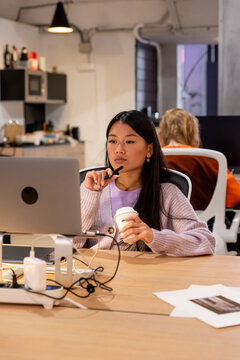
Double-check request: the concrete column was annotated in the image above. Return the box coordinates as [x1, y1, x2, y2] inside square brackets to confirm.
[161, 44, 177, 114]
[219, 0, 240, 114]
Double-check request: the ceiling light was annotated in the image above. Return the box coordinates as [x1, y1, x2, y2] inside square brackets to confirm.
[48, 2, 73, 34]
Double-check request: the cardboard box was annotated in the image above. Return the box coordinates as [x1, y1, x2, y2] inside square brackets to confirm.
[4, 124, 24, 143]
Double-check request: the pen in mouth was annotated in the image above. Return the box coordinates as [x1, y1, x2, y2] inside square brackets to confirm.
[104, 166, 123, 180]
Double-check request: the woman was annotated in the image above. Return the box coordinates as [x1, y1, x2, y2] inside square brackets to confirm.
[159, 108, 240, 208]
[159, 108, 200, 148]
[77, 110, 215, 256]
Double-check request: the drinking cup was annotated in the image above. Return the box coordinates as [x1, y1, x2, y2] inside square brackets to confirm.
[114, 206, 138, 243]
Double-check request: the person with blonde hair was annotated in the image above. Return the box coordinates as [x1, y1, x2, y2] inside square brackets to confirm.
[159, 108, 200, 148]
[158, 108, 240, 209]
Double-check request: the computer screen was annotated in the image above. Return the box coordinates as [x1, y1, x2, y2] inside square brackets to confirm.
[197, 116, 240, 172]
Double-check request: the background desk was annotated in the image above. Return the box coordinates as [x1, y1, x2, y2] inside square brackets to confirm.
[1, 251, 240, 359]
[234, 173, 240, 182]
[0, 142, 85, 168]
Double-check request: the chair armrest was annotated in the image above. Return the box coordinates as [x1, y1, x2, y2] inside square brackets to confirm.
[218, 212, 240, 243]
[233, 202, 240, 210]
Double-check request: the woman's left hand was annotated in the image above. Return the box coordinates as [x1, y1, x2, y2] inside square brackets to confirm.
[119, 214, 153, 244]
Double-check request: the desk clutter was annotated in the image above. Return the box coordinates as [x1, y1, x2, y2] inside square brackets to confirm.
[0, 235, 120, 309]
[154, 284, 240, 328]
[0, 249, 240, 359]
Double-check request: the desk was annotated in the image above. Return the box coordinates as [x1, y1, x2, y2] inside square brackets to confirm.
[0, 142, 85, 168]
[1, 251, 240, 359]
[234, 173, 240, 182]
[62, 250, 240, 315]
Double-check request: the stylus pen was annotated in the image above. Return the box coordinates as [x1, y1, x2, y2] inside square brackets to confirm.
[104, 166, 123, 180]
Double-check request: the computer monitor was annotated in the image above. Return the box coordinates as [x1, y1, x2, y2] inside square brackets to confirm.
[0, 157, 83, 235]
[197, 116, 240, 173]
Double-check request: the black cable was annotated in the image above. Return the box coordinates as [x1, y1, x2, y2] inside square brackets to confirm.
[24, 232, 121, 301]
[72, 256, 90, 268]
[1, 267, 21, 288]
[64, 232, 121, 295]
[25, 277, 92, 299]
[25, 287, 69, 300]
[9, 268, 21, 288]
[73, 233, 121, 287]
[25, 274, 108, 300]
[96, 233, 121, 286]
[72, 257, 104, 275]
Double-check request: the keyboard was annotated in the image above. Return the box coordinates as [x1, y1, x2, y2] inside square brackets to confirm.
[2, 245, 54, 265]
[2, 266, 94, 283]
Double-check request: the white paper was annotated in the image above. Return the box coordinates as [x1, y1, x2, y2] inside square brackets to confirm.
[154, 285, 240, 328]
[170, 307, 193, 317]
[169, 285, 222, 318]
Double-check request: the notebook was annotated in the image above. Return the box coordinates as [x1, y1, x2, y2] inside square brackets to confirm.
[2, 244, 54, 264]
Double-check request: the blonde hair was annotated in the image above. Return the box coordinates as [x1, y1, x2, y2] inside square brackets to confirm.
[158, 108, 201, 147]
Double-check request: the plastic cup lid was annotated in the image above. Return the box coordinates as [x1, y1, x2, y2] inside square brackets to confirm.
[114, 206, 138, 217]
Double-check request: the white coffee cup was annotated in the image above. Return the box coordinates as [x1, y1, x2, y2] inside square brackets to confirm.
[114, 206, 138, 243]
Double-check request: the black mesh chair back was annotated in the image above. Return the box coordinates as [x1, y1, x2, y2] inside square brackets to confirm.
[79, 166, 191, 198]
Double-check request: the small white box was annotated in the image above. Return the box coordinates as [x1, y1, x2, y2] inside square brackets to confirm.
[24, 257, 46, 291]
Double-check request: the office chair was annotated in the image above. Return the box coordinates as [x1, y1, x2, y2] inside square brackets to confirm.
[80, 165, 107, 184]
[162, 147, 240, 255]
[80, 165, 192, 199]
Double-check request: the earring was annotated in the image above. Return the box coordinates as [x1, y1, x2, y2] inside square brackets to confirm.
[146, 156, 150, 163]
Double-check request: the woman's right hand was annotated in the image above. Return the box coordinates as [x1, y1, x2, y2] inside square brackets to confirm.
[84, 168, 119, 191]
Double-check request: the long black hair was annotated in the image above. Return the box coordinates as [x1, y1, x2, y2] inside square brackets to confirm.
[105, 110, 171, 231]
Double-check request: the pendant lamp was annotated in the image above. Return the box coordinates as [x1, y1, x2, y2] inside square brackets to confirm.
[48, 2, 73, 33]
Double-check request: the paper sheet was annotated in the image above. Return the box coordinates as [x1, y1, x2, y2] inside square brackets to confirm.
[154, 285, 240, 328]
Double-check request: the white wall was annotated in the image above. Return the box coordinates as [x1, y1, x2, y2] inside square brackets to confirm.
[0, 0, 164, 167]
[0, 17, 135, 167]
[0, 0, 218, 166]
[38, 0, 164, 167]
[42, 30, 135, 167]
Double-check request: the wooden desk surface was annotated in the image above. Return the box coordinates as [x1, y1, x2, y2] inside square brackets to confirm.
[0, 305, 239, 360]
[69, 250, 240, 315]
[1, 251, 240, 359]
